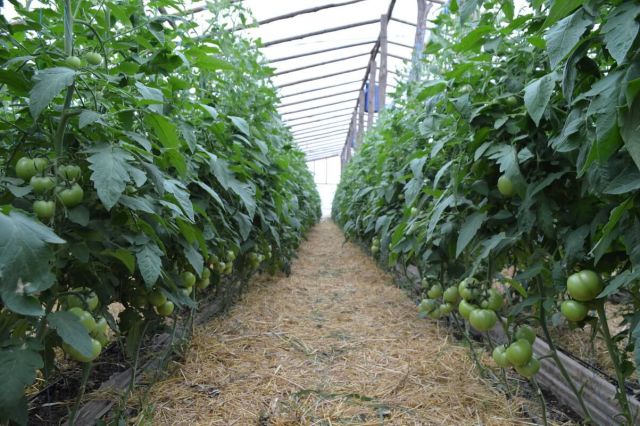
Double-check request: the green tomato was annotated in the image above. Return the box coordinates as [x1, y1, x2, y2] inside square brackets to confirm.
[505, 96, 518, 107]
[469, 309, 497, 332]
[58, 164, 82, 181]
[197, 277, 211, 290]
[561, 300, 588, 322]
[515, 325, 536, 345]
[458, 299, 477, 319]
[30, 176, 56, 193]
[33, 157, 48, 173]
[443, 286, 460, 304]
[428, 307, 441, 319]
[226, 250, 236, 261]
[181, 271, 196, 288]
[84, 52, 103, 65]
[427, 284, 443, 299]
[371, 245, 379, 254]
[201, 268, 211, 280]
[492, 345, 510, 368]
[208, 254, 219, 265]
[16, 157, 38, 180]
[439, 303, 454, 315]
[398, 194, 404, 201]
[181, 287, 192, 297]
[66, 288, 99, 311]
[458, 278, 478, 301]
[460, 84, 473, 93]
[156, 301, 175, 316]
[515, 357, 540, 378]
[68, 307, 97, 333]
[148, 290, 167, 307]
[63, 338, 102, 363]
[410, 207, 418, 216]
[216, 261, 226, 273]
[497, 175, 514, 197]
[505, 339, 533, 367]
[481, 288, 504, 311]
[33, 200, 56, 220]
[58, 183, 84, 207]
[93, 317, 108, 337]
[566, 270, 603, 301]
[94, 331, 109, 347]
[65, 56, 82, 69]
[418, 298, 438, 314]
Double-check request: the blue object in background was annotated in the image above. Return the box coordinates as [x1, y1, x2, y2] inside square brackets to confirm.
[364, 83, 380, 113]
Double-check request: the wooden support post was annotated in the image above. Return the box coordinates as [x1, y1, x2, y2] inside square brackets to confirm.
[410, 0, 432, 82]
[367, 59, 376, 130]
[379, 14, 388, 112]
[357, 90, 365, 146]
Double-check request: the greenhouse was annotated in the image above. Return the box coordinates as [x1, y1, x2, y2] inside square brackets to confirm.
[1, 0, 639, 424]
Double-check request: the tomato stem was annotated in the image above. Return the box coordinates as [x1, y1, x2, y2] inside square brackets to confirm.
[596, 302, 632, 423]
[67, 361, 92, 426]
[537, 291, 593, 422]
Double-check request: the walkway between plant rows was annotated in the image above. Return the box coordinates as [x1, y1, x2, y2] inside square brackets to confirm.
[141, 221, 529, 425]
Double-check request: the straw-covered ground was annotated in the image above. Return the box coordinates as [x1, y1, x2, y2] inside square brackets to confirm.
[138, 221, 534, 425]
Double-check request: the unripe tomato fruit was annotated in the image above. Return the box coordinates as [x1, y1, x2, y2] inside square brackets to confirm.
[33, 157, 48, 173]
[93, 317, 108, 336]
[481, 288, 504, 310]
[16, 157, 38, 180]
[156, 301, 174, 316]
[561, 300, 588, 322]
[443, 286, 459, 303]
[30, 176, 56, 193]
[58, 183, 84, 207]
[566, 270, 603, 301]
[439, 302, 454, 315]
[148, 290, 167, 307]
[33, 200, 55, 220]
[85, 52, 103, 65]
[58, 164, 82, 181]
[497, 175, 514, 197]
[63, 338, 102, 362]
[66, 288, 99, 311]
[65, 55, 82, 69]
[506, 339, 533, 367]
[515, 325, 536, 345]
[427, 284, 443, 299]
[505, 96, 518, 107]
[492, 345, 510, 368]
[458, 299, 477, 319]
[68, 307, 97, 333]
[181, 271, 196, 288]
[197, 277, 211, 290]
[515, 357, 540, 378]
[371, 245, 379, 254]
[410, 207, 418, 216]
[469, 309, 497, 332]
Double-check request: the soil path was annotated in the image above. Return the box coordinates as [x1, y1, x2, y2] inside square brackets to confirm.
[143, 221, 527, 425]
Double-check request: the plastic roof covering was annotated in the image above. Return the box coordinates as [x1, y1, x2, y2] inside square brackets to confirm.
[230, 0, 442, 161]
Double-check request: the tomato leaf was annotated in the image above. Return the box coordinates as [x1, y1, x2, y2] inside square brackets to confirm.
[545, 9, 592, 69]
[47, 312, 95, 357]
[29, 67, 76, 119]
[136, 242, 163, 288]
[601, 2, 640, 66]
[524, 72, 557, 126]
[0, 346, 42, 416]
[87, 144, 134, 210]
[0, 211, 64, 316]
[456, 212, 487, 258]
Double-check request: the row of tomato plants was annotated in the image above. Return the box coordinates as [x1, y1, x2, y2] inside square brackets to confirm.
[334, 0, 640, 424]
[0, 0, 320, 423]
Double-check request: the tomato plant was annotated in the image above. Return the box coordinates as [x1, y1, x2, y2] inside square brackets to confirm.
[333, 0, 640, 422]
[0, 0, 320, 422]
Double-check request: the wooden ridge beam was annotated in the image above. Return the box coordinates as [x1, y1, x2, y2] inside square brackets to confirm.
[274, 52, 370, 76]
[390, 17, 416, 27]
[282, 98, 356, 116]
[278, 67, 367, 89]
[270, 40, 375, 63]
[263, 19, 379, 47]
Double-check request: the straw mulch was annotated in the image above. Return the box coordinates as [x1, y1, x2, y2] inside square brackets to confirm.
[139, 220, 533, 425]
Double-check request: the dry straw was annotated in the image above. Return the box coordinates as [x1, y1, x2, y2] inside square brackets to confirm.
[135, 221, 536, 425]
